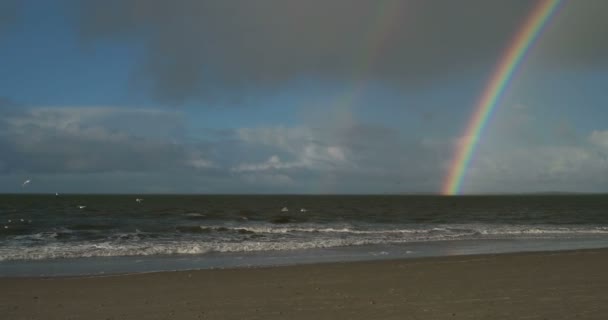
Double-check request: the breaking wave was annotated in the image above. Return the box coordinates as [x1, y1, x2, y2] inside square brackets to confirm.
[2, 223, 608, 261]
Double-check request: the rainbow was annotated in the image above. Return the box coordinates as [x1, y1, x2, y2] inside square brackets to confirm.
[318, 1, 404, 192]
[442, 0, 562, 195]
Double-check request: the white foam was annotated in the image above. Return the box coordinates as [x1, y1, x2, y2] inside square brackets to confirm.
[0, 238, 383, 261]
[185, 213, 205, 217]
[12, 232, 60, 241]
[3, 223, 608, 261]
[197, 224, 421, 235]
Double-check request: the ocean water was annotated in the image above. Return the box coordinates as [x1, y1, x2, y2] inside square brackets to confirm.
[2, 194, 608, 276]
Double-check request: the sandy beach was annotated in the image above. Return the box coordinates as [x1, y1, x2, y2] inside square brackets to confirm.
[2, 249, 608, 319]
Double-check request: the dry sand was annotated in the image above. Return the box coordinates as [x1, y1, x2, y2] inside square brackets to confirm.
[2, 249, 608, 319]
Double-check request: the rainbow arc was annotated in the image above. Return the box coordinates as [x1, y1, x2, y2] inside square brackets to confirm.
[442, 0, 562, 195]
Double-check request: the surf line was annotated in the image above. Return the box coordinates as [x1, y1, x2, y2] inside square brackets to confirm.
[442, 0, 562, 195]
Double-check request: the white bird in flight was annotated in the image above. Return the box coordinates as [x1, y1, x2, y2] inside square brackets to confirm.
[78, 205, 86, 209]
[281, 207, 289, 212]
[136, 198, 143, 203]
[22, 179, 31, 187]
[300, 208, 307, 213]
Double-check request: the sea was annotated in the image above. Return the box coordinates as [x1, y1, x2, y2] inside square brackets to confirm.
[2, 194, 608, 277]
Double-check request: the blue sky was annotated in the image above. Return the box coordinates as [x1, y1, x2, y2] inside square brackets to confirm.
[1, 0, 607, 194]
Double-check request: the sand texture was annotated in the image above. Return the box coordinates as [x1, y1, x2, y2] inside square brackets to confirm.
[2, 249, 608, 319]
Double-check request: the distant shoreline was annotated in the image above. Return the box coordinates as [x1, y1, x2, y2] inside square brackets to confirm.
[1, 192, 606, 196]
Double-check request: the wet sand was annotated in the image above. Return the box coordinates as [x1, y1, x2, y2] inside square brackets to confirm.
[2, 248, 608, 319]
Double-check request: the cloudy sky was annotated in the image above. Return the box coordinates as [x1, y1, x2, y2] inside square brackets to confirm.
[1, 0, 607, 194]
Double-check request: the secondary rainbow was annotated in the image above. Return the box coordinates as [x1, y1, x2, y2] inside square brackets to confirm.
[442, 0, 562, 195]
[317, 1, 404, 192]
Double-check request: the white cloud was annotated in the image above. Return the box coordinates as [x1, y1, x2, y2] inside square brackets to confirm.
[464, 138, 608, 193]
[232, 155, 303, 172]
[589, 130, 608, 149]
[233, 126, 350, 173]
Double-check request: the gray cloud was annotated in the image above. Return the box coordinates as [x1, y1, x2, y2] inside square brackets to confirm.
[2, 105, 606, 194]
[0, 106, 451, 193]
[533, 1, 608, 69]
[230, 123, 449, 193]
[460, 105, 608, 194]
[0, 107, 214, 174]
[74, 0, 541, 103]
[467, 141, 608, 194]
[74, 1, 608, 103]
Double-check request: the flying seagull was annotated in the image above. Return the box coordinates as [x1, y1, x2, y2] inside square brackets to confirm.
[136, 198, 143, 203]
[78, 205, 86, 209]
[22, 179, 31, 187]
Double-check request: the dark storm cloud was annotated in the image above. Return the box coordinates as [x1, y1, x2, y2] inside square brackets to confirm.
[535, 1, 608, 69]
[75, 0, 546, 103]
[75, 0, 608, 103]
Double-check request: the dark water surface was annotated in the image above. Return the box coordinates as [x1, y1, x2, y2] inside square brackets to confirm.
[2, 194, 608, 275]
